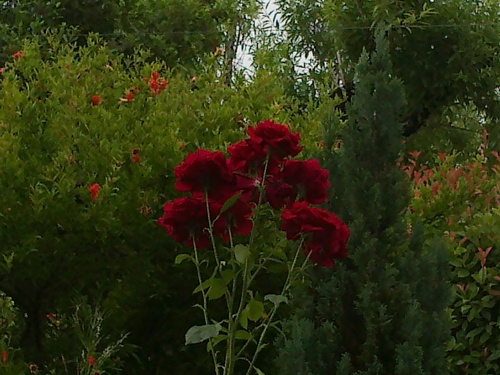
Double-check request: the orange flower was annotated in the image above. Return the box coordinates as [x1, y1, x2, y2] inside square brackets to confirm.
[131, 149, 140, 163]
[88, 183, 101, 203]
[91, 95, 101, 106]
[87, 355, 96, 366]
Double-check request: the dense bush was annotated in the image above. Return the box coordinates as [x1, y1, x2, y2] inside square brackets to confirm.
[405, 147, 500, 374]
[0, 35, 325, 374]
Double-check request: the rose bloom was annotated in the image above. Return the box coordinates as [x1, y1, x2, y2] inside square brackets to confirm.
[264, 159, 329, 210]
[174, 149, 234, 195]
[280, 159, 330, 204]
[88, 183, 100, 203]
[158, 196, 215, 249]
[228, 138, 280, 176]
[280, 201, 349, 268]
[91, 95, 101, 106]
[247, 120, 303, 160]
[264, 175, 294, 210]
[212, 195, 254, 241]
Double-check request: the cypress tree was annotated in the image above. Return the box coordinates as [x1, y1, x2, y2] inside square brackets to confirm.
[275, 31, 451, 375]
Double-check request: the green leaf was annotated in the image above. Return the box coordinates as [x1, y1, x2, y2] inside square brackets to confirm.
[206, 334, 227, 352]
[219, 192, 242, 215]
[208, 278, 227, 300]
[239, 309, 248, 329]
[246, 299, 264, 322]
[185, 324, 221, 345]
[193, 278, 213, 294]
[254, 366, 266, 375]
[457, 269, 470, 278]
[264, 294, 288, 306]
[235, 330, 253, 340]
[175, 254, 192, 265]
[234, 244, 250, 264]
[220, 269, 235, 285]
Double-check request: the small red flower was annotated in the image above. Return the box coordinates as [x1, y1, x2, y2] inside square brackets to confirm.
[88, 183, 101, 203]
[28, 364, 38, 373]
[13, 51, 24, 59]
[131, 149, 140, 163]
[1, 350, 7, 364]
[280, 201, 349, 268]
[147, 71, 168, 95]
[91, 95, 101, 106]
[87, 355, 96, 366]
[124, 92, 134, 102]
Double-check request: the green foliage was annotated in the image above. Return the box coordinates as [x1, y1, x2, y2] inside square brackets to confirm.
[275, 33, 450, 374]
[406, 150, 500, 374]
[0, 33, 326, 373]
[276, 0, 500, 147]
[0, 0, 225, 68]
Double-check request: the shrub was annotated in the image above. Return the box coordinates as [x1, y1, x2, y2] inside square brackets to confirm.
[0, 34, 325, 373]
[405, 149, 500, 374]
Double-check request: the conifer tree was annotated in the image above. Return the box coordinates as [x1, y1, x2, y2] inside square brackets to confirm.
[275, 31, 451, 374]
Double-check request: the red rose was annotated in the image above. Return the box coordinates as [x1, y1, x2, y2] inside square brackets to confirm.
[280, 201, 349, 267]
[264, 159, 329, 209]
[174, 149, 234, 195]
[247, 120, 302, 159]
[91, 95, 101, 106]
[264, 175, 294, 210]
[88, 183, 100, 203]
[228, 138, 281, 176]
[212, 195, 254, 241]
[280, 159, 330, 204]
[158, 196, 215, 249]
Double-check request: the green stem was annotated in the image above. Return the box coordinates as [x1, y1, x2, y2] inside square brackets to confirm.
[193, 238, 220, 375]
[244, 238, 305, 375]
[224, 227, 237, 375]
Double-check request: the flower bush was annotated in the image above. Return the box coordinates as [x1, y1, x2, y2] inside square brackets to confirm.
[404, 148, 500, 374]
[0, 34, 329, 373]
[158, 120, 349, 375]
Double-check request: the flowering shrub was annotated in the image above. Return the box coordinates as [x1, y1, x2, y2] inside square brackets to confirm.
[0, 35, 329, 373]
[158, 120, 349, 374]
[404, 148, 500, 374]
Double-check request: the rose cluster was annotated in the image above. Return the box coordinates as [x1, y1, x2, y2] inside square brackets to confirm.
[157, 120, 349, 267]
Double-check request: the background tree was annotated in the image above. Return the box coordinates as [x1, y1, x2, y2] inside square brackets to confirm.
[0, 0, 229, 69]
[275, 32, 451, 374]
[275, 0, 500, 149]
